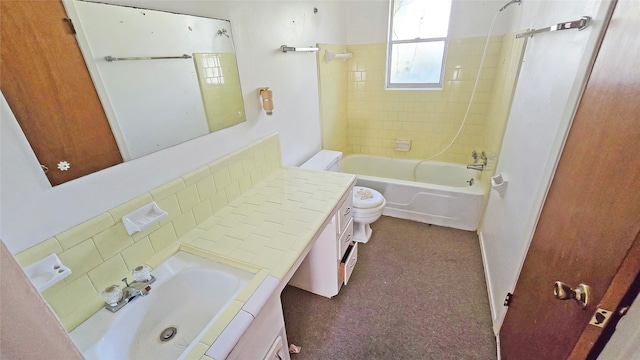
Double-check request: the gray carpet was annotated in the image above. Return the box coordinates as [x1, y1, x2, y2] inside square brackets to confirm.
[281, 216, 497, 360]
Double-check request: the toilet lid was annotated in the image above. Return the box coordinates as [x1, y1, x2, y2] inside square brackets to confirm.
[352, 186, 385, 209]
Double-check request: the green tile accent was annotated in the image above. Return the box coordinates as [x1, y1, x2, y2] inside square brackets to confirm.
[226, 224, 257, 240]
[208, 155, 231, 174]
[58, 240, 104, 283]
[176, 184, 201, 212]
[238, 174, 253, 193]
[210, 191, 228, 213]
[228, 161, 244, 181]
[250, 246, 286, 269]
[224, 182, 241, 202]
[182, 165, 211, 187]
[228, 247, 256, 263]
[150, 178, 185, 202]
[156, 195, 181, 225]
[60, 295, 104, 331]
[121, 237, 155, 270]
[213, 167, 231, 189]
[93, 224, 134, 260]
[173, 211, 197, 238]
[192, 201, 214, 225]
[196, 175, 216, 199]
[208, 235, 242, 256]
[87, 255, 128, 293]
[44, 275, 97, 320]
[177, 228, 206, 245]
[148, 224, 178, 253]
[56, 213, 115, 250]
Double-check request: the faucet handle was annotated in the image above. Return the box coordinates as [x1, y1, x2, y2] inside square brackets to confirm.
[471, 151, 478, 163]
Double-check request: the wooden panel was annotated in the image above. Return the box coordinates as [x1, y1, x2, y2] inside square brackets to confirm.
[500, 0, 640, 358]
[568, 231, 640, 360]
[0, 0, 122, 185]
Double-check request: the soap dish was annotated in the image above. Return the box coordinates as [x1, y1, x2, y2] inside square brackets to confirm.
[24, 254, 72, 292]
[122, 201, 168, 235]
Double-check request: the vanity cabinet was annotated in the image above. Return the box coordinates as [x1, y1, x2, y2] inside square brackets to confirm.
[289, 189, 357, 298]
[226, 294, 290, 360]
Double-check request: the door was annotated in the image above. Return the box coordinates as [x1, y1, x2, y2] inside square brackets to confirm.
[499, 0, 640, 358]
[0, 0, 122, 186]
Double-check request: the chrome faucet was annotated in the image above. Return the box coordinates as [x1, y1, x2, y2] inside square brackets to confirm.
[467, 164, 485, 171]
[122, 277, 151, 300]
[104, 276, 155, 313]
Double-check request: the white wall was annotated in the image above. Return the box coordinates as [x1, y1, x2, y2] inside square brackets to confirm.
[0, 0, 346, 254]
[478, 0, 614, 335]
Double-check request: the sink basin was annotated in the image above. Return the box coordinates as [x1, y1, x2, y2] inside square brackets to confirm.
[70, 251, 255, 359]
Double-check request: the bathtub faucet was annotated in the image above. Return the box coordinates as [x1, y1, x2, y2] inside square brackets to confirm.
[469, 151, 485, 171]
[471, 151, 488, 166]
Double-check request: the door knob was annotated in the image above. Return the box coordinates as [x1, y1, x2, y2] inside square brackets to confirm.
[554, 281, 591, 308]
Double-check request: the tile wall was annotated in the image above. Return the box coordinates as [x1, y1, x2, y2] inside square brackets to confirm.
[480, 33, 527, 195]
[345, 37, 502, 164]
[194, 52, 245, 132]
[15, 134, 282, 331]
[317, 44, 349, 153]
[317, 36, 532, 166]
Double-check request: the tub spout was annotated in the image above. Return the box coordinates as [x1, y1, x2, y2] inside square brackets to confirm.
[467, 164, 484, 171]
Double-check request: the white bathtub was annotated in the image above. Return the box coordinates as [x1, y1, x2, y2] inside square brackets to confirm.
[339, 154, 485, 231]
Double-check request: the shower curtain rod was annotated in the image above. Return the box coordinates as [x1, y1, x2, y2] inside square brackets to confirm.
[515, 16, 590, 39]
[104, 54, 192, 62]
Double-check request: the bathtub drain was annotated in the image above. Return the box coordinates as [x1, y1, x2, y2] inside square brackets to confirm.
[160, 326, 178, 342]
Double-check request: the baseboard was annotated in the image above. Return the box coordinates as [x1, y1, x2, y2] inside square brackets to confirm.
[478, 230, 500, 335]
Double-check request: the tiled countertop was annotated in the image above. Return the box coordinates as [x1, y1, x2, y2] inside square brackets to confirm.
[177, 167, 356, 360]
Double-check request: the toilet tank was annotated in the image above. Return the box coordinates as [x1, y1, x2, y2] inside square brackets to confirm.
[300, 150, 342, 172]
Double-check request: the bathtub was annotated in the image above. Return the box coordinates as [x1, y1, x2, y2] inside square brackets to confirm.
[339, 154, 485, 231]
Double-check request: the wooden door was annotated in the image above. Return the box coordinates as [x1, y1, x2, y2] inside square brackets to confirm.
[499, 0, 640, 358]
[1, 0, 122, 186]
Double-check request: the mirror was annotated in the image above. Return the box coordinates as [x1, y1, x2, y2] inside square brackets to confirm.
[0, 0, 246, 186]
[71, 0, 246, 161]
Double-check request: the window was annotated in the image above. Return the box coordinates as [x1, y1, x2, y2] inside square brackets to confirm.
[386, 0, 452, 89]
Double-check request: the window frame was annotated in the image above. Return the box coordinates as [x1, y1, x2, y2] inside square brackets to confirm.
[385, 0, 451, 90]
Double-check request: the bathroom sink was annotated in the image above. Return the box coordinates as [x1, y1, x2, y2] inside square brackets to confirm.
[70, 251, 255, 360]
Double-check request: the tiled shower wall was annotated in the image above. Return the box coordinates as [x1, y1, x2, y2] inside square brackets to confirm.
[194, 53, 245, 132]
[15, 134, 282, 331]
[481, 33, 527, 194]
[318, 36, 523, 165]
[317, 44, 350, 153]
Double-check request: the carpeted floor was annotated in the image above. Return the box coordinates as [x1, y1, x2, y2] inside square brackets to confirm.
[281, 216, 497, 360]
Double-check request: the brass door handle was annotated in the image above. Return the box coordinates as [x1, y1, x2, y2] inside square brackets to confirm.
[554, 281, 591, 308]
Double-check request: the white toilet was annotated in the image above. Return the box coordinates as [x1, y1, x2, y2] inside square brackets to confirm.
[300, 150, 386, 243]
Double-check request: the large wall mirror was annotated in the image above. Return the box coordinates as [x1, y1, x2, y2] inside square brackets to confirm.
[0, 0, 246, 186]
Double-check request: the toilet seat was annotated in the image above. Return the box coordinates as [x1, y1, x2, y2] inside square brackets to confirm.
[353, 186, 384, 209]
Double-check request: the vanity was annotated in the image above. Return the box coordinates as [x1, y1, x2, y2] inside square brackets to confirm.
[50, 135, 358, 360]
[289, 188, 357, 298]
[7, 0, 357, 358]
